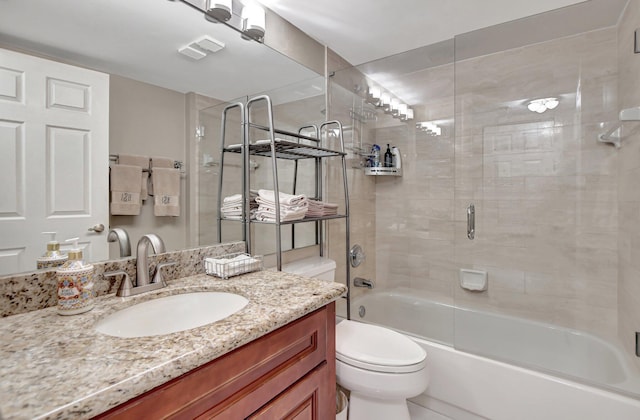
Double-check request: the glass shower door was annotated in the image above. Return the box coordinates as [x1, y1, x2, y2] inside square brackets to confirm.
[452, 10, 633, 397]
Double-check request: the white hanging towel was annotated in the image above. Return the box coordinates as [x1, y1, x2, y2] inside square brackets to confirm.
[149, 156, 174, 197]
[152, 167, 181, 217]
[110, 164, 142, 215]
[117, 154, 150, 201]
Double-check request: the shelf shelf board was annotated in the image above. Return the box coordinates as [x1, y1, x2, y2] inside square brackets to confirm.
[224, 138, 346, 160]
[221, 214, 347, 225]
[364, 167, 402, 176]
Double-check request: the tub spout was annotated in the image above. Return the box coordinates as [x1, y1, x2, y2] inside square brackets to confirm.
[354, 277, 375, 289]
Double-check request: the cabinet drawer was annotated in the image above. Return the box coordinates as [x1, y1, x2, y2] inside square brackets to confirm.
[96, 303, 334, 419]
[247, 362, 333, 420]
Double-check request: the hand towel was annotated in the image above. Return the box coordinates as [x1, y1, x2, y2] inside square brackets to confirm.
[152, 167, 180, 217]
[117, 154, 150, 201]
[110, 164, 142, 215]
[149, 157, 175, 197]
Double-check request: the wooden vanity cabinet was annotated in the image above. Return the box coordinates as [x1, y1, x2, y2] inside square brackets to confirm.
[95, 302, 336, 419]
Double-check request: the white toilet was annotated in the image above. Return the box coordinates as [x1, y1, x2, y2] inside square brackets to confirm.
[283, 257, 429, 420]
[335, 320, 428, 420]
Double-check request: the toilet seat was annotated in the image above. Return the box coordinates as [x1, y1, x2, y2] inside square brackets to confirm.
[336, 320, 427, 373]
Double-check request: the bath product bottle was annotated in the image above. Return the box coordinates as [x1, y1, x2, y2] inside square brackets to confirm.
[391, 146, 402, 169]
[371, 144, 381, 167]
[56, 238, 95, 315]
[36, 232, 68, 269]
[384, 144, 393, 167]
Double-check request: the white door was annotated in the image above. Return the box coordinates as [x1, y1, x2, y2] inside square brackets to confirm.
[0, 48, 109, 275]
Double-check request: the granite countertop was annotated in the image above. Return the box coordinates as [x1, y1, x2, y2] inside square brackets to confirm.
[0, 270, 346, 420]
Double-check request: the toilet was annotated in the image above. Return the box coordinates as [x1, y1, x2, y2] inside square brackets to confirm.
[283, 257, 429, 420]
[335, 320, 428, 420]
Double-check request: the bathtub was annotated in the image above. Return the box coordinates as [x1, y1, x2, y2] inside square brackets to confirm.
[351, 290, 640, 420]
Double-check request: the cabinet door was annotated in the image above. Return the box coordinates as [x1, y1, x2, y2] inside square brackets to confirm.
[248, 363, 333, 420]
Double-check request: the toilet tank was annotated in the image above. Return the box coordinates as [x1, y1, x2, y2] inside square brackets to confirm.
[282, 256, 336, 281]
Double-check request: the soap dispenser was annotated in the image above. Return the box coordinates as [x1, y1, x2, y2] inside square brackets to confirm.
[56, 238, 95, 315]
[36, 232, 68, 269]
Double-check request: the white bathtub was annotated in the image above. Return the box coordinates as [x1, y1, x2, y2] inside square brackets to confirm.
[351, 290, 640, 419]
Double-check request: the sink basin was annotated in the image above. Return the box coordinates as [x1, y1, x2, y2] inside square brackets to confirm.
[95, 292, 249, 338]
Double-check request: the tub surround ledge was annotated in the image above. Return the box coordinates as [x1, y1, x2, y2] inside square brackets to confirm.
[0, 270, 346, 420]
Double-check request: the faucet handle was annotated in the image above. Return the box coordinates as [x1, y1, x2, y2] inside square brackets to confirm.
[153, 261, 177, 286]
[104, 270, 134, 297]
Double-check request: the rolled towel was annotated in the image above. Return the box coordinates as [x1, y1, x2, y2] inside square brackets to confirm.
[257, 189, 307, 206]
[110, 164, 142, 215]
[117, 154, 150, 201]
[152, 167, 180, 217]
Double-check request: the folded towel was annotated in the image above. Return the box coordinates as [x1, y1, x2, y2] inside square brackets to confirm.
[255, 206, 307, 222]
[110, 164, 142, 215]
[257, 189, 307, 206]
[149, 157, 175, 197]
[306, 199, 339, 217]
[117, 154, 150, 201]
[152, 167, 180, 217]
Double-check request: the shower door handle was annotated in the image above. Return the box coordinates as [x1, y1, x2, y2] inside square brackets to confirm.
[467, 204, 475, 240]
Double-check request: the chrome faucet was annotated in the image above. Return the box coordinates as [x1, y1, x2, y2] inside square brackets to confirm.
[107, 228, 131, 257]
[104, 234, 176, 297]
[354, 277, 375, 289]
[136, 234, 166, 287]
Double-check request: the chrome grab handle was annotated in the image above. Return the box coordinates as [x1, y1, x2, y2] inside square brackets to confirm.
[467, 203, 475, 240]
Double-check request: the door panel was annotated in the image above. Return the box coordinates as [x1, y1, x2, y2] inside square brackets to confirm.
[0, 48, 109, 274]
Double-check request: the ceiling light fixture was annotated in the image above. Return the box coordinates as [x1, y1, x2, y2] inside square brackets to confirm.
[364, 84, 413, 121]
[527, 97, 559, 113]
[241, 3, 266, 40]
[203, 0, 266, 43]
[416, 122, 442, 136]
[206, 0, 233, 22]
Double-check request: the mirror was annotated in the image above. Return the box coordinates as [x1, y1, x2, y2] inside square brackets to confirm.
[0, 0, 323, 276]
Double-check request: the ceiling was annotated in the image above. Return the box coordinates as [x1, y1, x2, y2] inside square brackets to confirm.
[0, 0, 629, 100]
[254, 0, 598, 65]
[0, 0, 318, 100]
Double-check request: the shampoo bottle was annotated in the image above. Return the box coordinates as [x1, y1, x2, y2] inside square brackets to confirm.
[384, 144, 393, 167]
[391, 146, 402, 169]
[56, 238, 95, 315]
[36, 232, 68, 269]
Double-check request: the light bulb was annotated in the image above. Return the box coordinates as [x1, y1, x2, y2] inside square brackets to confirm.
[391, 99, 400, 117]
[545, 98, 559, 109]
[242, 4, 266, 39]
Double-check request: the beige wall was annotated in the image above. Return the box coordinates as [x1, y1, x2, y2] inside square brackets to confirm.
[109, 75, 187, 257]
[617, 0, 640, 369]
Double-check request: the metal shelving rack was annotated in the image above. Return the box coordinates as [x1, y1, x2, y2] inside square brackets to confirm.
[216, 95, 352, 319]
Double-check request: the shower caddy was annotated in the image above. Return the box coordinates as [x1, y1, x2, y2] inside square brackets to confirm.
[216, 95, 352, 318]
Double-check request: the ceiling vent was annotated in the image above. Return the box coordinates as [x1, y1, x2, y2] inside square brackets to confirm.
[178, 36, 225, 60]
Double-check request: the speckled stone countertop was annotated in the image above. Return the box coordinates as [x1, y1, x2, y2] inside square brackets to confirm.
[0, 270, 346, 420]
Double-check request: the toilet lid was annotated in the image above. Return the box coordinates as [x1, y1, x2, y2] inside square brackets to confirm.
[336, 320, 427, 373]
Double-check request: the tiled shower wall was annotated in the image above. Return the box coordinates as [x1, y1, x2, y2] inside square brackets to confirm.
[617, 0, 640, 370]
[373, 26, 621, 341]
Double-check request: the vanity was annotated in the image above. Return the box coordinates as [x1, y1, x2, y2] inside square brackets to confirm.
[0, 269, 345, 419]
